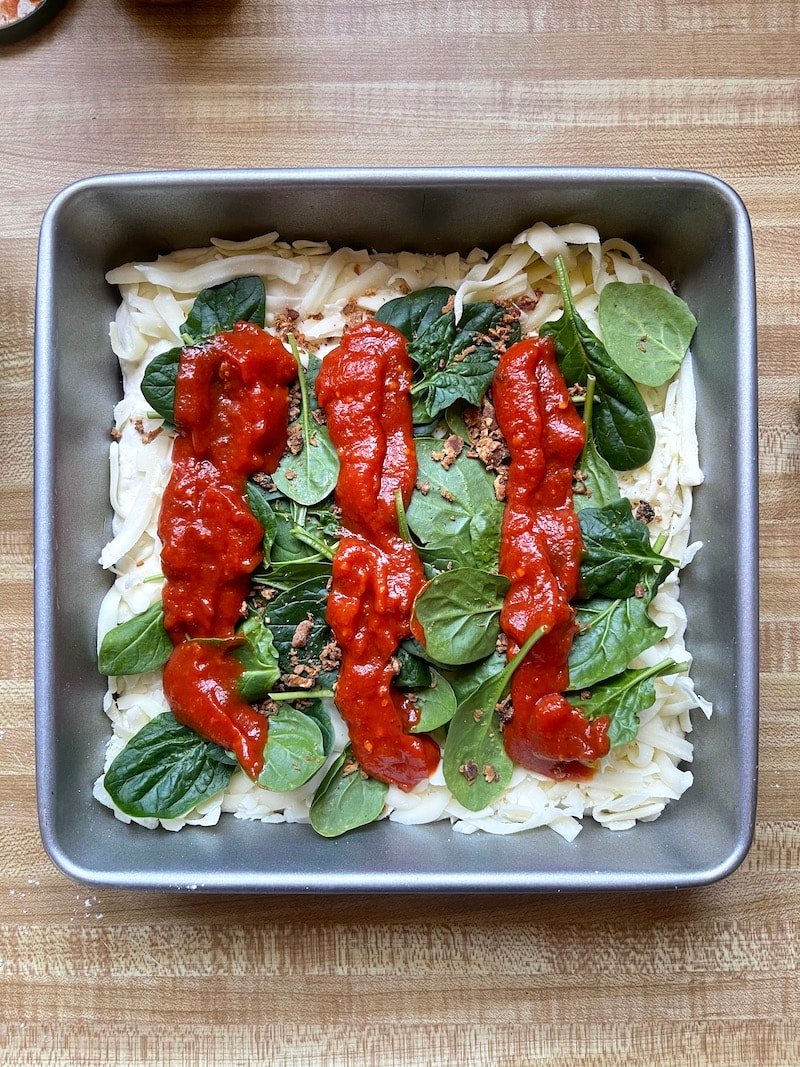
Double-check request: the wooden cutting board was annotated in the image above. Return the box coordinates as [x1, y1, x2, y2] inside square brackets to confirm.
[1, 1, 797, 1063]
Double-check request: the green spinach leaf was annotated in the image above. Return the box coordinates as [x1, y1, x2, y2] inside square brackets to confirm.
[233, 615, 281, 702]
[103, 712, 235, 820]
[309, 745, 388, 838]
[273, 339, 340, 506]
[393, 643, 433, 690]
[573, 374, 621, 513]
[181, 276, 266, 345]
[409, 301, 522, 420]
[262, 574, 331, 674]
[257, 704, 327, 792]
[443, 626, 545, 811]
[98, 602, 173, 677]
[407, 438, 504, 574]
[598, 282, 697, 388]
[567, 658, 687, 748]
[141, 346, 182, 426]
[541, 257, 655, 471]
[568, 591, 666, 690]
[247, 481, 278, 564]
[579, 499, 674, 600]
[413, 569, 510, 666]
[446, 651, 506, 704]
[375, 286, 456, 340]
[301, 699, 335, 757]
[408, 669, 458, 734]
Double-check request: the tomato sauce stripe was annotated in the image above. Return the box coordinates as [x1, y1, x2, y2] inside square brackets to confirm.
[493, 337, 610, 780]
[316, 321, 440, 790]
[159, 323, 296, 779]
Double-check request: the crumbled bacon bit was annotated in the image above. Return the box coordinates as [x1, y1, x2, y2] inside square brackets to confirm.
[319, 639, 343, 672]
[495, 632, 509, 655]
[442, 295, 456, 314]
[256, 698, 281, 718]
[288, 382, 302, 423]
[342, 757, 359, 777]
[493, 471, 508, 502]
[568, 383, 587, 399]
[273, 308, 301, 338]
[439, 434, 463, 470]
[496, 695, 513, 725]
[439, 488, 455, 502]
[396, 280, 410, 295]
[252, 472, 275, 491]
[473, 709, 484, 723]
[311, 408, 327, 425]
[111, 426, 123, 440]
[286, 424, 304, 456]
[634, 500, 656, 524]
[580, 690, 592, 700]
[513, 294, 540, 312]
[284, 470, 297, 481]
[291, 615, 315, 649]
[634, 583, 647, 599]
[463, 399, 510, 472]
[132, 417, 164, 445]
[482, 764, 500, 784]
[459, 760, 479, 782]
[416, 480, 430, 495]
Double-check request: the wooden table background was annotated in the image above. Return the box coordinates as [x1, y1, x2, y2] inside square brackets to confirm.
[1, 1, 798, 1064]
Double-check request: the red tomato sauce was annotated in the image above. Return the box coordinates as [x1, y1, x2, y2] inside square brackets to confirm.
[316, 321, 440, 790]
[493, 337, 610, 779]
[159, 323, 296, 778]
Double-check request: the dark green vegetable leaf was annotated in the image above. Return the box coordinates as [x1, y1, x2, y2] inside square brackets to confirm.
[374, 286, 455, 340]
[541, 257, 655, 471]
[104, 712, 235, 820]
[258, 560, 333, 591]
[301, 699, 335, 757]
[413, 569, 510, 666]
[409, 301, 522, 420]
[393, 643, 433, 689]
[98, 601, 173, 677]
[273, 341, 339, 506]
[568, 659, 687, 748]
[443, 626, 545, 811]
[579, 499, 674, 600]
[408, 668, 457, 733]
[598, 282, 697, 388]
[257, 704, 326, 792]
[309, 746, 388, 838]
[568, 592, 666, 690]
[407, 438, 504, 574]
[141, 346, 181, 426]
[573, 375, 621, 514]
[234, 615, 280, 702]
[446, 651, 506, 704]
[247, 481, 278, 564]
[181, 276, 266, 345]
[262, 574, 331, 674]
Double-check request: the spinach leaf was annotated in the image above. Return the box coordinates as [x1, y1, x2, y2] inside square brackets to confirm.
[141, 346, 181, 426]
[443, 626, 545, 812]
[309, 745, 388, 838]
[375, 286, 456, 340]
[393, 643, 432, 690]
[181, 276, 266, 345]
[573, 374, 621, 513]
[233, 615, 280, 702]
[262, 574, 331, 674]
[413, 569, 510, 666]
[409, 301, 522, 420]
[247, 481, 278, 564]
[141, 277, 267, 425]
[258, 560, 333, 592]
[447, 650, 506, 704]
[273, 339, 339, 506]
[98, 602, 173, 677]
[579, 499, 674, 600]
[541, 257, 655, 471]
[408, 668, 457, 734]
[568, 658, 687, 748]
[257, 704, 327, 792]
[598, 282, 697, 388]
[568, 591, 666, 690]
[407, 438, 504, 574]
[103, 712, 235, 820]
[301, 699, 335, 757]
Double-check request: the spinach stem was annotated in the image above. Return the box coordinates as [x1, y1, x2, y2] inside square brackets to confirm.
[287, 332, 312, 443]
[142, 573, 165, 584]
[582, 374, 597, 432]
[394, 489, 411, 542]
[290, 525, 337, 561]
[499, 624, 548, 693]
[268, 689, 335, 702]
[553, 255, 576, 318]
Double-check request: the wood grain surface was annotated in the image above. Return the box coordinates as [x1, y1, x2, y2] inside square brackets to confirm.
[1, 1, 798, 1064]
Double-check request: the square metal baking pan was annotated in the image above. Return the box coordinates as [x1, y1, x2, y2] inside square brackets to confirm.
[34, 167, 758, 892]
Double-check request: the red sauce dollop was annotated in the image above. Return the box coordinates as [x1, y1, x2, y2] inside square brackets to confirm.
[159, 323, 296, 778]
[493, 337, 610, 779]
[316, 321, 440, 790]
